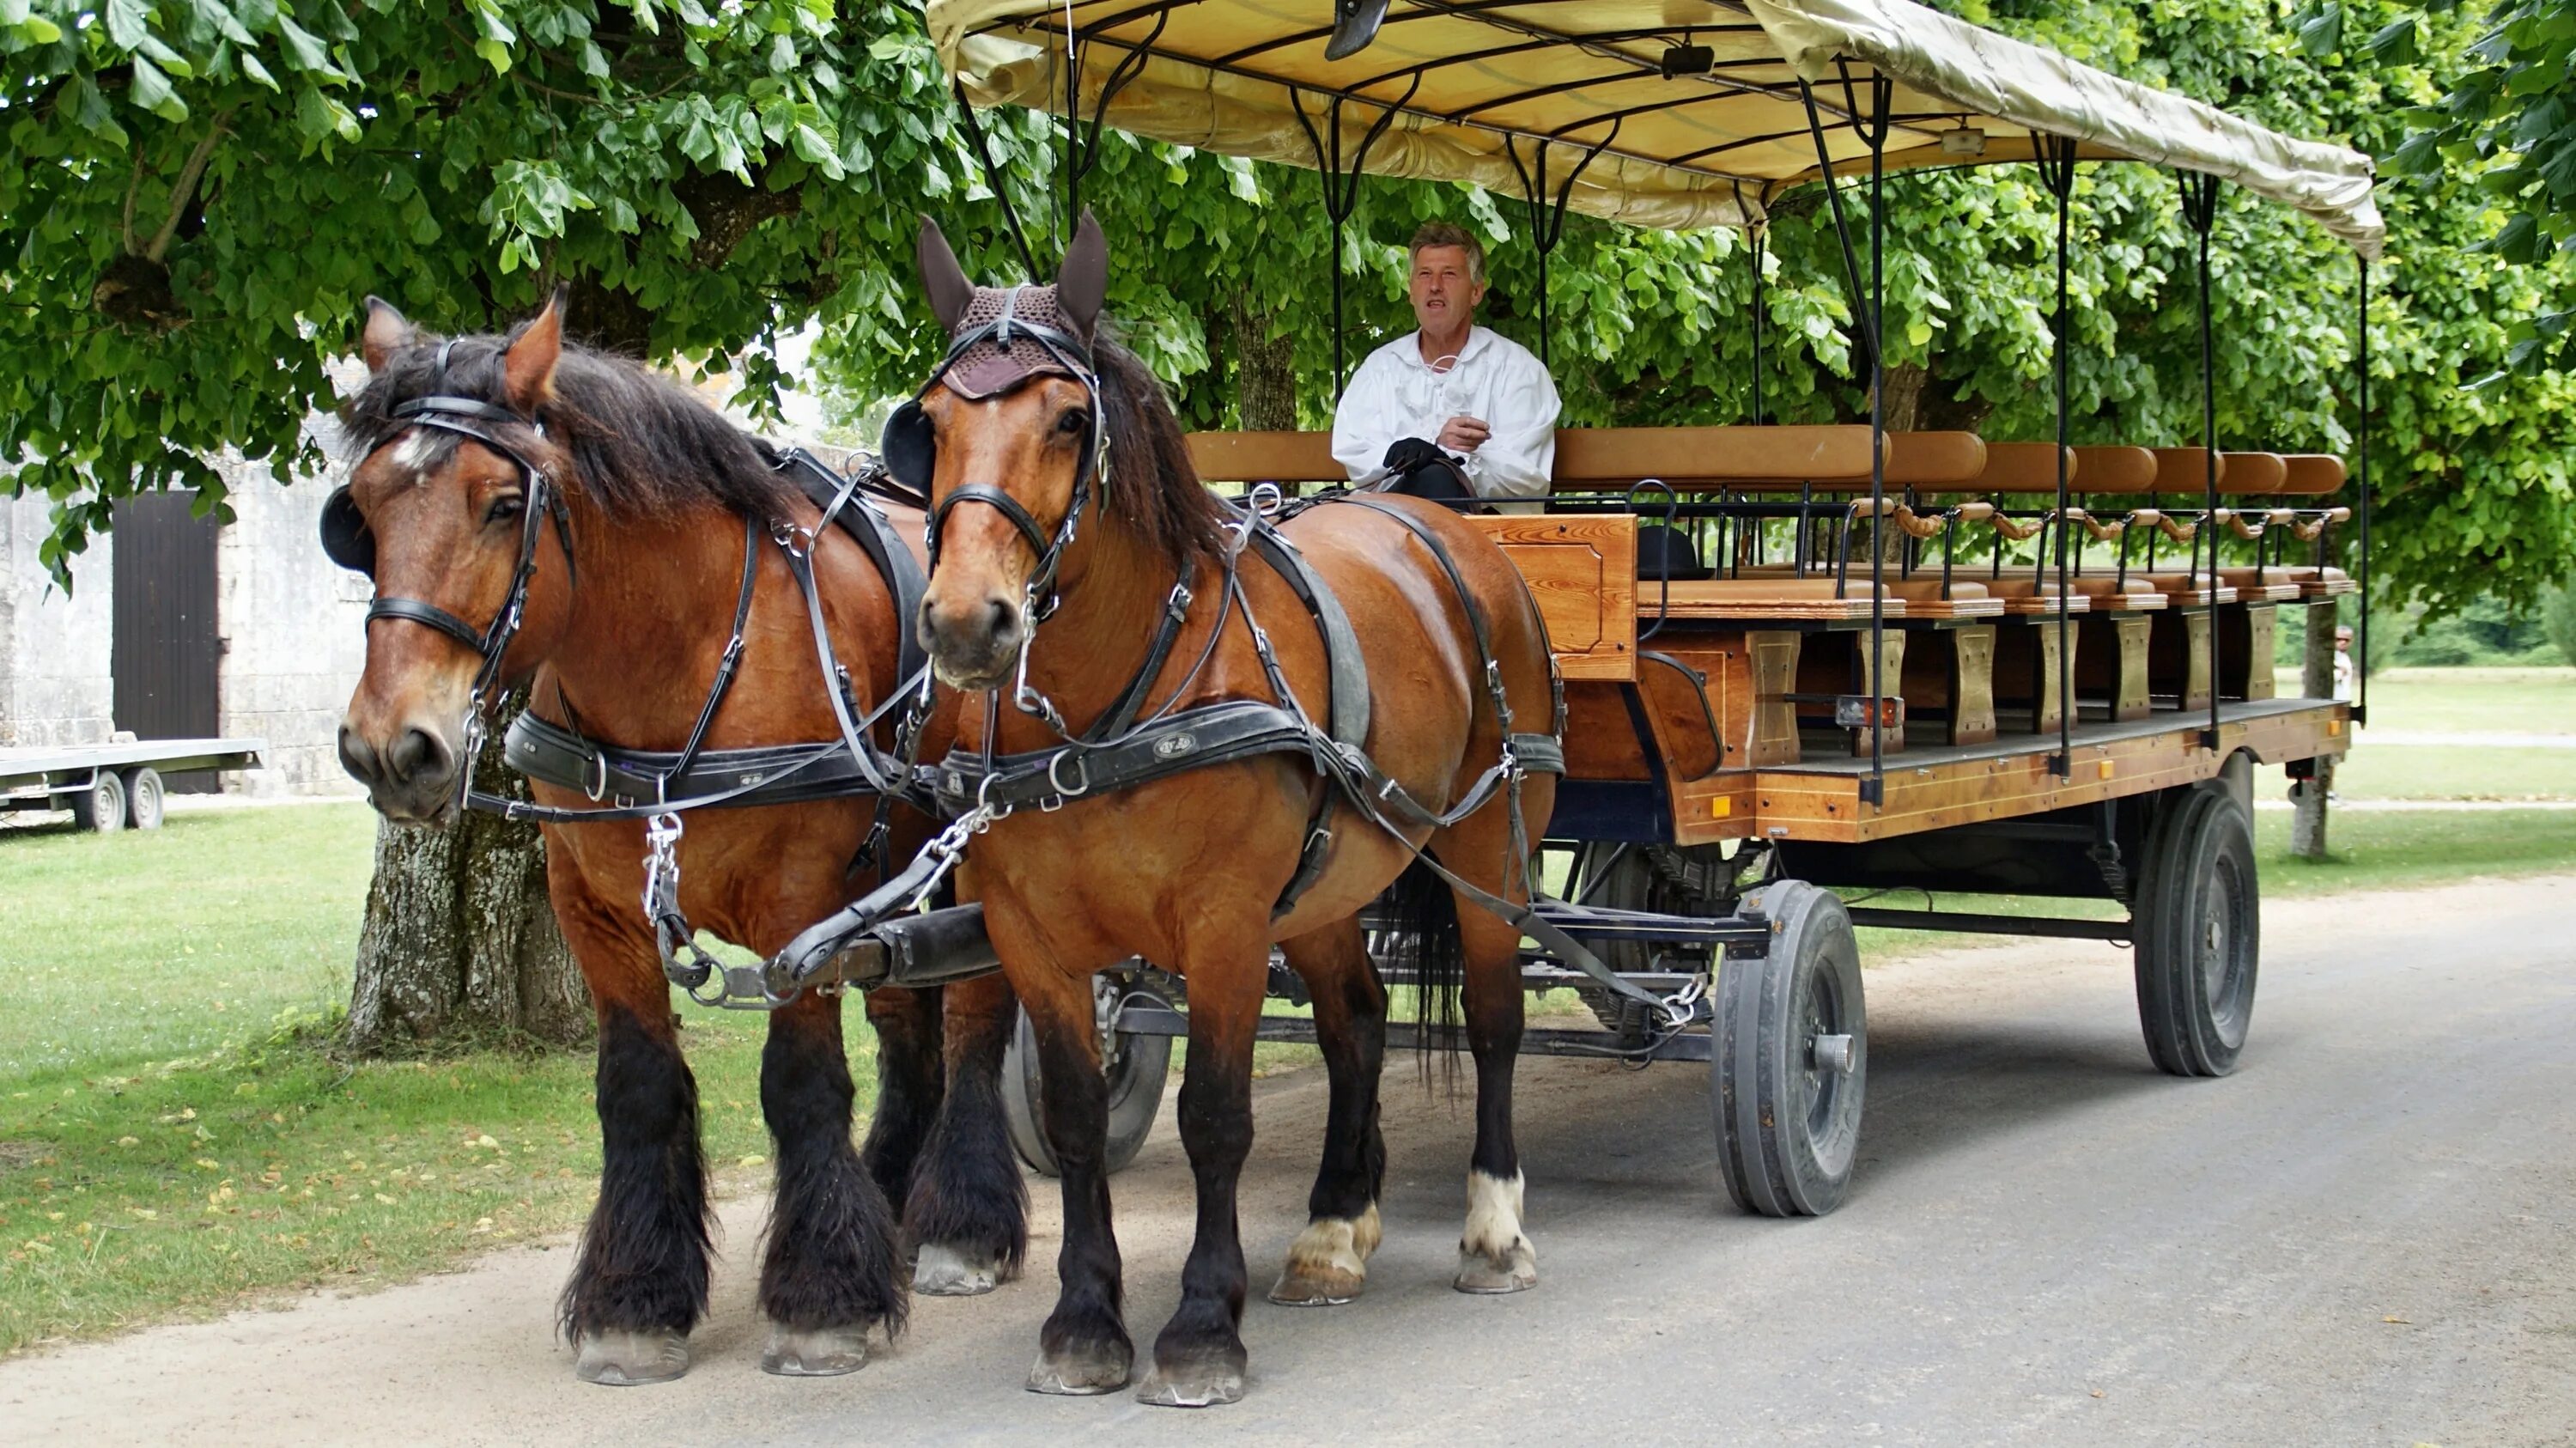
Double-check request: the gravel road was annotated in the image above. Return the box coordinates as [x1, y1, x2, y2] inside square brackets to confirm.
[6, 876, 2571, 1446]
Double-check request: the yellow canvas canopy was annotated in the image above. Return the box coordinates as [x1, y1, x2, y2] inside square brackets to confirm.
[928, 0, 2384, 257]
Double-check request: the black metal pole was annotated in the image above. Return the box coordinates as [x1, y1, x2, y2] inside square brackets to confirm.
[2356, 253, 2371, 727]
[1749, 223, 1767, 425]
[951, 82, 1042, 281]
[1797, 80, 1880, 377]
[1863, 76, 1890, 807]
[2186, 179, 2221, 752]
[1291, 80, 1419, 398]
[2040, 137, 2077, 778]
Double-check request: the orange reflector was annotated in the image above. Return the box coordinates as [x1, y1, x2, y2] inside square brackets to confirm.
[1710, 797, 1732, 818]
[2097, 761, 2116, 780]
[2328, 718, 2342, 736]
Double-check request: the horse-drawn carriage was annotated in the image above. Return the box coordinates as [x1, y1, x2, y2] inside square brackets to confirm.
[325, 0, 2378, 1403]
[927, 0, 2376, 1213]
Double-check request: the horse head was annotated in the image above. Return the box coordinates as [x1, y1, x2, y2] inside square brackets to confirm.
[329, 295, 579, 823]
[904, 212, 1112, 691]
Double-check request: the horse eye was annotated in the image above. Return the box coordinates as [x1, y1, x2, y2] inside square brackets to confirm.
[1056, 409, 1088, 435]
[485, 494, 526, 525]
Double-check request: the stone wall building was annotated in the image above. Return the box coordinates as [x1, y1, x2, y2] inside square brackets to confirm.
[1, 422, 370, 798]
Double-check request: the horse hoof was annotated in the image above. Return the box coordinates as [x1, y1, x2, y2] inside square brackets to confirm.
[1026, 1344, 1132, 1396]
[1137, 1362, 1248, 1408]
[761, 1323, 869, 1377]
[1267, 1266, 1364, 1307]
[914, 1243, 999, 1297]
[1453, 1239, 1539, 1295]
[1268, 1208, 1376, 1306]
[574, 1329, 690, 1386]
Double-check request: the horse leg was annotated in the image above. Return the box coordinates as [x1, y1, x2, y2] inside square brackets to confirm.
[1016, 958, 1133, 1395]
[905, 973, 1030, 1296]
[1268, 916, 1387, 1306]
[1139, 932, 1267, 1408]
[754, 989, 907, 1376]
[1436, 792, 1550, 1295]
[552, 885, 709, 1385]
[857, 985, 944, 1213]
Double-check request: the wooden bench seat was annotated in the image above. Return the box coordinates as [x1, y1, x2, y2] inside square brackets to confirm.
[1651, 578, 1911, 621]
[2220, 564, 2356, 599]
[1981, 577, 2093, 614]
[2136, 572, 2239, 607]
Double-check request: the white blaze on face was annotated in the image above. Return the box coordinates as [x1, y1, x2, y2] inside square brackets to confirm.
[390, 428, 438, 478]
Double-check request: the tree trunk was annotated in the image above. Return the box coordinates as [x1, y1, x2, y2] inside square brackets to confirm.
[1228, 291, 1298, 432]
[2289, 602, 2338, 859]
[345, 691, 589, 1054]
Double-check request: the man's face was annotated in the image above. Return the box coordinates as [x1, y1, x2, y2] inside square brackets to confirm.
[1409, 245, 1485, 335]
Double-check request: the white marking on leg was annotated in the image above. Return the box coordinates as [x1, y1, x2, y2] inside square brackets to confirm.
[1455, 1169, 1537, 1293]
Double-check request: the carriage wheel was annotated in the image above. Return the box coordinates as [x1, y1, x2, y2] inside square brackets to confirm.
[1001, 969, 1173, 1177]
[2134, 781, 2259, 1078]
[63, 771, 127, 834]
[1713, 879, 1866, 1217]
[122, 768, 166, 830]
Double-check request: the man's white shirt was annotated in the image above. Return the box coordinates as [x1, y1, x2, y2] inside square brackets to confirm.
[1330, 325, 1561, 511]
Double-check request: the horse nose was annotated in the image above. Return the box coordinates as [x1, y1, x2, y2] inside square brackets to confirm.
[337, 723, 381, 786]
[920, 590, 1024, 687]
[384, 726, 453, 788]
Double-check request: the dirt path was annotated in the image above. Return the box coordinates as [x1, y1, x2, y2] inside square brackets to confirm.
[6, 877, 2573, 1446]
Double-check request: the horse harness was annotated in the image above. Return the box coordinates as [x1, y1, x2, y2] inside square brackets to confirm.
[759, 293, 1680, 1026]
[326, 367, 936, 1008]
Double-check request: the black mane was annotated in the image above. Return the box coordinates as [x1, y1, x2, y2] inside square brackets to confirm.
[341, 318, 800, 523]
[1093, 334, 1224, 573]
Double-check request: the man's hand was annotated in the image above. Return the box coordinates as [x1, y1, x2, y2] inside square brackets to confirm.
[1437, 415, 1490, 453]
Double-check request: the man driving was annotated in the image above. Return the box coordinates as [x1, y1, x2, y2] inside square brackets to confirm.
[1331, 222, 1561, 512]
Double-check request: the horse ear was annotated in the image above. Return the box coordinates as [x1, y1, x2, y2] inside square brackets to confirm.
[502, 289, 566, 416]
[1056, 209, 1107, 341]
[917, 216, 975, 333]
[361, 297, 416, 375]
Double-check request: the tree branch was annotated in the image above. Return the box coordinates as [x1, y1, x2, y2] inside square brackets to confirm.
[143, 112, 234, 264]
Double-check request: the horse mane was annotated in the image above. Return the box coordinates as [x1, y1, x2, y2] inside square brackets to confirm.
[340, 318, 801, 523]
[1094, 333, 1224, 573]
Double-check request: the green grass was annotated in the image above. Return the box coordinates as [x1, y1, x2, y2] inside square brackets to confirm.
[9, 791, 2576, 1354]
[2358, 666, 2576, 736]
[2331, 745, 2576, 801]
[0, 806, 789, 1354]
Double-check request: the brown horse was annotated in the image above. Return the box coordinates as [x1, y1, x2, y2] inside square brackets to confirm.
[331, 297, 1025, 1384]
[904, 216, 1560, 1406]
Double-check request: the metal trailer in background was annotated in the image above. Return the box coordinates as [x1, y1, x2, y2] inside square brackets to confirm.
[0, 737, 266, 834]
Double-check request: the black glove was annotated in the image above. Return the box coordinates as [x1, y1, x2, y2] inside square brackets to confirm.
[1382, 435, 1449, 474]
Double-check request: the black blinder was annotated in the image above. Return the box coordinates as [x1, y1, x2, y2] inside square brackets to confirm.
[319, 484, 375, 575]
[881, 399, 936, 495]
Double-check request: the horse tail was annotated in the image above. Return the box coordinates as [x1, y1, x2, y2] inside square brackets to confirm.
[1376, 854, 1466, 1079]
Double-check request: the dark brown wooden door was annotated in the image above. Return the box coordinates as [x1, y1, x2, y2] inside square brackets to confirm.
[112, 491, 222, 792]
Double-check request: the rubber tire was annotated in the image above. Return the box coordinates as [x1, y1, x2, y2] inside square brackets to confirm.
[121, 768, 165, 830]
[2134, 782, 2260, 1078]
[1001, 996, 1171, 1177]
[1713, 879, 1866, 1217]
[64, 771, 127, 834]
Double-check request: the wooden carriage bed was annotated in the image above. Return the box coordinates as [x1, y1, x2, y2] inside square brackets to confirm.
[1188, 425, 2353, 848]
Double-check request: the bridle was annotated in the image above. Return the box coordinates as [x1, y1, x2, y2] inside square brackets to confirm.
[886, 288, 1109, 626]
[324, 348, 576, 811]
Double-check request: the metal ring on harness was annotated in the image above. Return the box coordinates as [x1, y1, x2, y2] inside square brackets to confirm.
[1046, 747, 1090, 801]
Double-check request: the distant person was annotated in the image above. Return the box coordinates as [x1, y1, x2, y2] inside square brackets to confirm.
[1330, 222, 1560, 512]
[2334, 624, 2355, 703]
